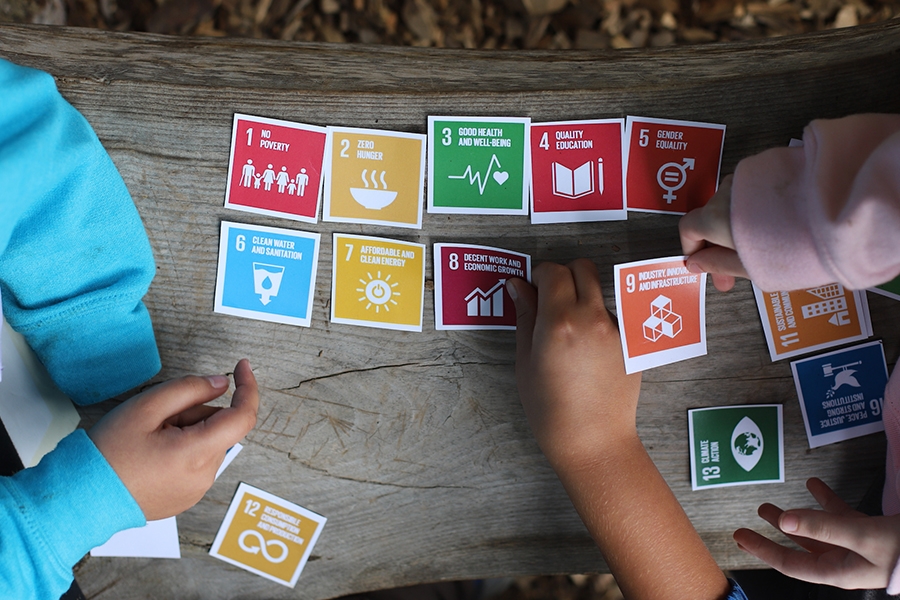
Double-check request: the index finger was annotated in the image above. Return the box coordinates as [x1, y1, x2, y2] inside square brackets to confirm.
[190, 359, 259, 452]
[567, 258, 605, 308]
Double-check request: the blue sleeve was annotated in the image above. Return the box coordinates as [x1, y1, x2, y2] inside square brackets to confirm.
[0, 430, 145, 600]
[726, 579, 750, 600]
[0, 58, 161, 405]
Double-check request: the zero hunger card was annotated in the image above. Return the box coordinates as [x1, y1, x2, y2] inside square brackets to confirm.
[614, 256, 707, 374]
[224, 114, 326, 224]
[428, 116, 530, 215]
[688, 405, 784, 490]
[529, 119, 626, 224]
[209, 483, 326, 588]
[214, 222, 320, 327]
[753, 283, 873, 361]
[331, 233, 425, 332]
[624, 116, 725, 215]
[434, 244, 531, 330]
[323, 126, 426, 229]
[791, 341, 888, 448]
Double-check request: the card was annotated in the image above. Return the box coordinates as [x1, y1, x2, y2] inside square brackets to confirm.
[614, 257, 707, 374]
[753, 283, 872, 361]
[224, 114, 326, 224]
[331, 233, 425, 332]
[871, 275, 900, 301]
[214, 222, 321, 327]
[791, 341, 888, 448]
[323, 126, 426, 229]
[434, 244, 531, 330]
[209, 483, 326, 588]
[91, 517, 181, 559]
[529, 119, 626, 223]
[689, 404, 784, 490]
[428, 116, 530, 215]
[624, 116, 725, 215]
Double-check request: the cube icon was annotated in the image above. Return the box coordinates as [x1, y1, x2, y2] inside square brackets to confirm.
[643, 295, 683, 341]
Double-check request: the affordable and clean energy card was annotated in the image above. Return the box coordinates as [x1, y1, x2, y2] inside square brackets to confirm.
[214, 222, 320, 327]
[688, 405, 784, 490]
[434, 243, 531, 330]
[209, 483, 326, 588]
[624, 116, 725, 215]
[753, 283, 872, 361]
[614, 256, 707, 374]
[791, 341, 888, 448]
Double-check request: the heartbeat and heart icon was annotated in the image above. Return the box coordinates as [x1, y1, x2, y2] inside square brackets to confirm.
[492, 171, 509, 185]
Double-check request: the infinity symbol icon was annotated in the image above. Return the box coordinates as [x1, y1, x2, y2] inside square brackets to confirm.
[238, 530, 289, 564]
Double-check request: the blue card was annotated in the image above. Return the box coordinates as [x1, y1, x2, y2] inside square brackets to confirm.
[214, 221, 320, 327]
[791, 340, 888, 448]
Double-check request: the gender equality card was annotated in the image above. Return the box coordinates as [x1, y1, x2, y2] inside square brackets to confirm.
[331, 233, 425, 332]
[428, 116, 530, 215]
[224, 114, 326, 224]
[791, 341, 888, 448]
[871, 275, 900, 301]
[624, 116, 725, 215]
[688, 405, 784, 490]
[614, 256, 707, 374]
[214, 222, 321, 327]
[323, 126, 426, 229]
[753, 283, 872, 361]
[209, 483, 326, 588]
[434, 244, 531, 330]
[530, 119, 626, 223]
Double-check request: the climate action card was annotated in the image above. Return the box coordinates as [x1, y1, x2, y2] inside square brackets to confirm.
[614, 256, 707, 374]
[224, 114, 326, 224]
[529, 119, 626, 224]
[434, 244, 531, 330]
[624, 116, 725, 215]
[871, 275, 900, 301]
[428, 116, 530, 215]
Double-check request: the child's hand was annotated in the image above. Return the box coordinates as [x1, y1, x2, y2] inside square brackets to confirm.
[89, 359, 259, 521]
[734, 477, 900, 591]
[679, 174, 748, 292]
[506, 259, 641, 471]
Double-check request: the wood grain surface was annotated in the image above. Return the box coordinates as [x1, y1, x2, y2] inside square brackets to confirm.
[2, 21, 899, 599]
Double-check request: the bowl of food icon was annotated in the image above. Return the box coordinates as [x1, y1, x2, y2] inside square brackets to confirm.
[350, 188, 398, 210]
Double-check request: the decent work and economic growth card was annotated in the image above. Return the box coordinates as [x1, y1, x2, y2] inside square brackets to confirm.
[688, 405, 784, 490]
[791, 341, 888, 448]
[224, 114, 326, 224]
[433, 243, 531, 330]
[753, 283, 873, 361]
[614, 256, 707, 374]
[209, 483, 326, 588]
[214, 222, 321, 327]
[624, 116, 725, 215]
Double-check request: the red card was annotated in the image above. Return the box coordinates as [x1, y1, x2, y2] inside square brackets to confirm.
[625, 117, 725, 215]
[434, 243, 531, 330]
[224, 114, 326, 224]
[529, 119, 626, 223]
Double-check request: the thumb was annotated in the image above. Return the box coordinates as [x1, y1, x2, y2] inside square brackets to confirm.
[507, 278, 537, 361]
[686, 246, 748, 281]
[134, 374, 231, 425]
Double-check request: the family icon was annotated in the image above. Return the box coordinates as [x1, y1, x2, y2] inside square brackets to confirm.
[240, 160, 310, 197]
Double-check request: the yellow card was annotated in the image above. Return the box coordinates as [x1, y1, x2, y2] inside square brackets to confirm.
[209, 483, 326, 588]
[323, 126, 426, 229]
[331, 233, 425, 331]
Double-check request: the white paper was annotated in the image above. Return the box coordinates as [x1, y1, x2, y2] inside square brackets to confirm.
[90, 517, 181, 559]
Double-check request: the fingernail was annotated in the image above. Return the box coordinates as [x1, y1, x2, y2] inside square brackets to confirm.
[506, 279, 518, 302]
[780, 514, 799, 532]
[687, 262, 704, 274]
[205, 375, 230, 388]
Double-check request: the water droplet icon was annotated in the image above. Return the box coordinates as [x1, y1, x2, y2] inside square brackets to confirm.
[261, 276, 273, 290]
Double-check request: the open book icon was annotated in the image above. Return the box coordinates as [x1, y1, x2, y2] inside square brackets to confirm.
[551, 160, 601, 199]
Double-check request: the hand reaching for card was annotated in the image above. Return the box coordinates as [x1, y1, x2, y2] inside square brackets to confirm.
[734, 477, 900, 591]
[89, 359, 259, 521]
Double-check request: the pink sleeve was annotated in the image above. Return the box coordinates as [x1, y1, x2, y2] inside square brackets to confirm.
[731, 114, 900, 292]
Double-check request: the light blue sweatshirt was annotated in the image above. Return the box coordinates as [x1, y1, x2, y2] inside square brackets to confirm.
[0, 59, 160, 599]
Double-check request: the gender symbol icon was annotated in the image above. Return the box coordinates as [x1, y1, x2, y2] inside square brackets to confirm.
[657, 158, 695, 204]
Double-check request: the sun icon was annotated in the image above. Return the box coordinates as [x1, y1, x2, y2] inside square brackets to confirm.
[357, 271, 399, 313]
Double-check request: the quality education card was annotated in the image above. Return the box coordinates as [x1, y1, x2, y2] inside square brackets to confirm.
[529, 119, 626, 224]
[871, 275, 900, 301]
[791, 341, 888, 448]
[214, 222, 321, 327]
[688, 405, 784, 490]
[331, 233, 425, 332]
[323, 126, 426, 229]
[428, 116, 530, 215]
[224, 114, 326, 224]
[753, 283, 872, 361]
[209, 483, 326, 588]
[614, 256, 707, 374]
[434, 244, 531, 330]
[624, 116, 725, 215]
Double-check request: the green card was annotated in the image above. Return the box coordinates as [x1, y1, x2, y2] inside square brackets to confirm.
[427, 116, 530, 215]
[688, 405, 784, 490]
[872, 275, 900, 301]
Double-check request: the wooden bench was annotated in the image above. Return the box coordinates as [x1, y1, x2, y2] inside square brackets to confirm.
[2, 20, 900, 599]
